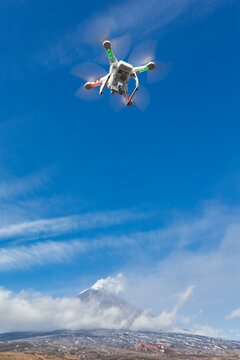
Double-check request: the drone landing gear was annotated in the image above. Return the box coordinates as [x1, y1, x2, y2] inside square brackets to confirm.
[99, 74, 111, 95]
[126, 85, 139, 107]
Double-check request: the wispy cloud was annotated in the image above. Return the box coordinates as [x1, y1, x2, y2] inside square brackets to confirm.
[0, 209, 146, 242]
[136, 201, 240, 250]
[0, 169, 146, 241]
[37, 0, 231, 67]
[0, 240, 85, 270]
[0, 234, 134, 271]
[226, 309, 240, 320]
[0, 170, 50, 201]
[2, 200, 240, 277]
[132, 284, 195, 332]
[0, 169, 56, 227]
[190, 324, 222, 337]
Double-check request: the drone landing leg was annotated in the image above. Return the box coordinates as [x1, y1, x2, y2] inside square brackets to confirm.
[99, 74, 110, 95]
[127, 85, 139, 106]
[126, 72, 139, 107]
[124, 86, 130, 105]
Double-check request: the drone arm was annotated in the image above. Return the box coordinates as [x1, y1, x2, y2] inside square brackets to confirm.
[132, 62, 155, 75]
[103, 41, 117, 65]
[84, 79, 102, 89]
[84, 73, 109, 91]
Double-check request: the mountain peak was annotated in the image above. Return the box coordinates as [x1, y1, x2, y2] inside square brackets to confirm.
[86, 273, 125, 294]
[77, 281, 143, 328]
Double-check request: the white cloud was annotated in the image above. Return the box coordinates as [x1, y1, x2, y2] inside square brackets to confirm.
[0, 233, 137, 271]
[190, 324, 222, 337]
[0, 170, 50, 201]
[0, 168, 56, 227]
[0, 209, 145, 241]
[0, 276, 195, 333]
[136, 201, 239, 250]
[174, 285, 196, 312]
[0, 287, 128, 332]
[0, 168, 146, 239]
[131, 284, 194, 332]
[91, 273, 125, 294]
[0, 273, 226, 336]
[123, 202, 240, 301]
[227, 309, 240, 320]
[0, 240, 86, 270]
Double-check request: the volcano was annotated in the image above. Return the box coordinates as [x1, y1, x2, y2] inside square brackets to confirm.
[77, 283, 143, 327]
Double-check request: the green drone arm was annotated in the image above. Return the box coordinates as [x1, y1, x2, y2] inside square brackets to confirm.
[103, 40, 117, 64]
[133, 62, 155, 74]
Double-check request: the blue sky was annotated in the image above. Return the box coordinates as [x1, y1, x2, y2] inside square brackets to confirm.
[0, 0, 240, 338]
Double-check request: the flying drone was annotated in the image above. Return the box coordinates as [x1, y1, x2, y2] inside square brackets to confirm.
[84, 40, 155, 107]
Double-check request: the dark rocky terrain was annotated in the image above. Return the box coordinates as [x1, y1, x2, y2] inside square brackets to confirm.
[1, 329, 240, 359]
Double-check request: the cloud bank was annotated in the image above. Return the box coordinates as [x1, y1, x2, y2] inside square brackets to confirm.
[0, 275, 194, 333]
[0, 287, 122, 332]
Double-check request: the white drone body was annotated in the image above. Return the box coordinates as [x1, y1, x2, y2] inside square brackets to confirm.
[84, 40, 155, 107]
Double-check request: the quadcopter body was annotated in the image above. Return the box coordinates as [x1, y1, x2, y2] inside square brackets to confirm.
[84, 41, 155, 106]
